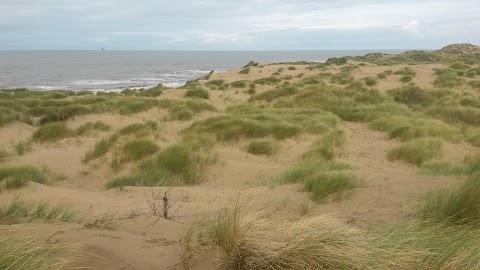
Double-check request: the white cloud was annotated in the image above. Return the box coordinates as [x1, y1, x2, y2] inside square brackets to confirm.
[0, 0, 479, 49]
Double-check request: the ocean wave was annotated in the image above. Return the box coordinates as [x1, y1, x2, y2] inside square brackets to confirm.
[70, 79, 134, 86]
[32, 85, 67, 90]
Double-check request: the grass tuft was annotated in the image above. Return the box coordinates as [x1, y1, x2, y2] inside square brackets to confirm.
[247, 139, 279, 156]
[183, 203, 376, 269]
[159, 99, 215, 121]
[388, 138, 443, 165]
[32, 122, 74, 142]
[82, 137, 115, 163]
[121, 139, 159, 162]
[185, 88, 209, 99]
[420, 175, 480, 225]
[13, 140, 33, 155]
[0, 166, 47, 190]
[76, 121, 110, 135]
[0, 197, 78, 224]
[105, 142, 216, 189]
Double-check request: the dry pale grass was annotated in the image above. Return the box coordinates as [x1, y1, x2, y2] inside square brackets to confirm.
[182, 202, 480, 270]
[183, 203, 377, 270]
[0, 228, 81, 270]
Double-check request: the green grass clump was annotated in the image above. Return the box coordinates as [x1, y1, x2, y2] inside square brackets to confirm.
[82, 137, 115, 163]
[106, 143, 216, 189]
[253, 76, 281, 85]
[118, 121, 157, 137]
[303, 171, 355, 202]
[32, 122, 74, 142]
[388, 85, 456, 107]
[247, 139, 279, 156]
[400, 75, 413, 83]
[394, 67, 416, 76]
[153, 143, 214, 183]
[465, 127, 480, 146]
[121, 139, 159, 162]
[250, 86, 298, 102]
[303, 129, 346, 161]
[231, 80, 247, 88]
[185, 106, 339, 141]
[13, 140, 33, 155]
[281, 158, 354, 202]
[434, 69, 466, 88]
[185, 88, 209, 99]
[205, 79, 225, 88]
[0, 166, 46, 190]
[239, 68, 250, 74]
[326, 57, 348, 65]
[39, 104, 92, 125]
[469, 80, 480, 89]
[278, 128, 352, 201]
[364, 77, 377, 86]
[388, 138, 443, 165]
[377, 72, 389, 79]
[159, 99, 215, 121]
[0, 150, 8, 162]
[419, 154, 480, 176]
[329, 72, 354, 85]
[369, 116, 462, 142]
[420, 160, 465, 176]
[0, 197, 77, 224]
[75, 121, 110, 135]
[83, 121, 158, 163]
[420, 175, 480, 225]
[430, 106, 480, 126]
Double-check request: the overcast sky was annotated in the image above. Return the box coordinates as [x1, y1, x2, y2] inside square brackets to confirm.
[1, 0, 479, 50]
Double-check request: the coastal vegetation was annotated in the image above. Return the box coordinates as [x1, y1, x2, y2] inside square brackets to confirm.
[2, 43, 480, 269]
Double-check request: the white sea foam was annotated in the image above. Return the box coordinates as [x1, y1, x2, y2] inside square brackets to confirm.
[70, 79, 133, 86]
[33, 85, 67, 90]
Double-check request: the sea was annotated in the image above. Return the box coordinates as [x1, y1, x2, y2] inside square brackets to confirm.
[0, 50, 405, 91]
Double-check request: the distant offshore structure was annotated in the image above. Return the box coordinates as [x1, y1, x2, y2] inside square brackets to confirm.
[101, 48, 106, 51]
